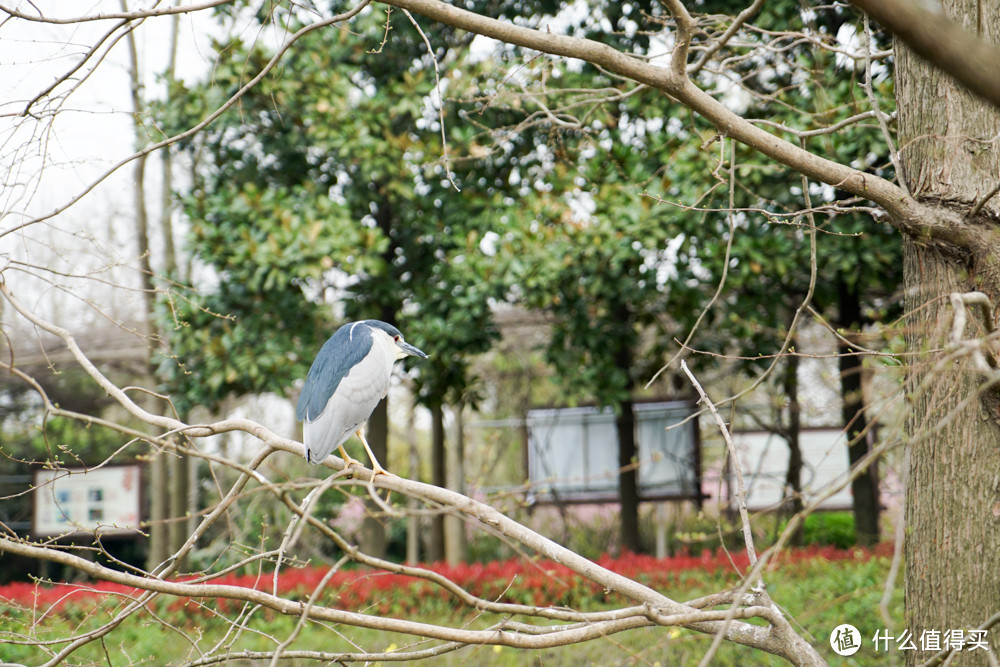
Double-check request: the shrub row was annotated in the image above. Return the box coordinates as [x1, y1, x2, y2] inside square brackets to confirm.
[0, 544, 892, 618]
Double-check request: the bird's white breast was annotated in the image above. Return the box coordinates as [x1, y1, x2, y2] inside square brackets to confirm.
[303, 327, 398, 461]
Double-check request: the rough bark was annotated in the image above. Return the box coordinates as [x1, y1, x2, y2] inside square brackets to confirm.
[896, 0, 1000, 659]
[901, 242, 1000, 661]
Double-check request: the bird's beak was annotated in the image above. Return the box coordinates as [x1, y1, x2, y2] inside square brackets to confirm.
[399, 341, 429, 359]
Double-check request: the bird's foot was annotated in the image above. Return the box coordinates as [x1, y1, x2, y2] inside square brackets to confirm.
[356, 429, 397, 478]
[370, 461, 397, 478]
[337, 447, 362, 473]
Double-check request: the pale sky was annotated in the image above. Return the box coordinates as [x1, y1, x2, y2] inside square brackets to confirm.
[0, 2, 220, 333]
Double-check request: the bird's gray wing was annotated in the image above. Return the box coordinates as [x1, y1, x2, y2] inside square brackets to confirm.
[297, 323, 372, 422]
[301, 332, 395, 464]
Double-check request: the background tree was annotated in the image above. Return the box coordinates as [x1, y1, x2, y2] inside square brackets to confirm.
[159, 4, 525, 558]
[656, 1, 902, 546]
[507, 148, 679, 554]
[484, 0, 901, 549]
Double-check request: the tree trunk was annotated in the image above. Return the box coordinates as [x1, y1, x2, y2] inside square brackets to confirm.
[444, 402, 468, 564]
[837, 280, 879, 545]
[612, 308, 641, 554]
[147, 454, 168, 568]
[427, 402, 446, 562]
[896, 1, 1000, 658]
[901, 242, 1000, 660]
[406, 401, 421, 565]
[119, 3, 170, 570]
[782, 347, 804, 547]
[168, 453, 189, 568]
[616, 399, 641, 554]
[160, 5, 180, 279]
[160, 12, 193, 564]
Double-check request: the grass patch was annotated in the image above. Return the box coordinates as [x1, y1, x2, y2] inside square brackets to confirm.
[0, 547, 902, 665]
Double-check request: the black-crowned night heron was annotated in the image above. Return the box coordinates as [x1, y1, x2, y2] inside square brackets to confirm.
[296, 320, 427, 475]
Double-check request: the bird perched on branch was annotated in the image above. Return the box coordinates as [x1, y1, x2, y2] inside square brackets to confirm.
[296, 320, 427, 475]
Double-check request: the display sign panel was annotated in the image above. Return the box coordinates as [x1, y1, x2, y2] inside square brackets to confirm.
[32, 464, 142, 537]
[526, 401, 700, 502]
[730, 429, 853, 511]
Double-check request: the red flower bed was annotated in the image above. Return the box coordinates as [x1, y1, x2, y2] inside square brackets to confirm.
[0, 544, 892, 617]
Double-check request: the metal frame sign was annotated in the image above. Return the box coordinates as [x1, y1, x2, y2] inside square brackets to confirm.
[730, 429, 853, 511]
[526, 401, 701, 502]
[32, 464, 142, 537]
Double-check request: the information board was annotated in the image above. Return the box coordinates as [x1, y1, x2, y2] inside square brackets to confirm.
[526, 401, 700, 502]
[730, 429, 853, 511]
[33, 464, 142, 537]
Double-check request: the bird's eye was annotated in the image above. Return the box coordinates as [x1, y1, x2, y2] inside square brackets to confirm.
[394, 335, 401, 342]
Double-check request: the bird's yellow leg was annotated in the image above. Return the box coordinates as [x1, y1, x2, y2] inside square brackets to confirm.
[357, 428, 396, 477]
[337, 445, 361, 470]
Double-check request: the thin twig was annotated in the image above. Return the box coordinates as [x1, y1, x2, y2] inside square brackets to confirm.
[1, 0, 374, 241]
[879, 446, 907, 629]
[688, 0, 766, 76]
[0, 0, 233, 24]
[949, 291, 999, 372]
[646, 138, 738, 388]
[968, 180, 1000, 219]
[0, 278, 818, 662]
[862, 13, 908, 196]
[401, 8, 460, 191]
[680, 361, 759, 574]
[268, 556, 349, 667]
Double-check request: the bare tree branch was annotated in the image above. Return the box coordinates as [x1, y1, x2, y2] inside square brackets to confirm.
[861, 13, 908, 196]
[1, 3, 941, 664]
[949, 291, 1000, 373]
[688, 0, 766, 76]
[0, 536, 661, 649]
[381, 0, 936, 234]
[376, 0, 1000, 339]
[0, 0, 234, 24]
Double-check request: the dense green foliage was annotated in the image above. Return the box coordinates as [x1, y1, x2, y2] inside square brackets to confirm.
[156, 0, 902, 417]
[802, 511, 857, 550]
[157, 5, 524, 412]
